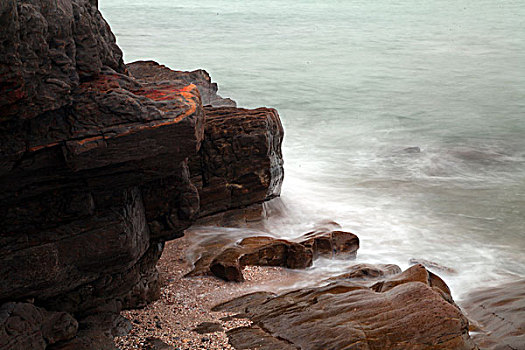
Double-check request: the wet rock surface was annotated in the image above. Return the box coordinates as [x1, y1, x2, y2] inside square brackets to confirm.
[188, 231, 359, 282]
[297, 229, 360, 259]
[461, 279, 525, 350]
[0, 1, 284, 348]
[409, 258, 458, 274]
[325, 263, 402, 281]
[216, 265, 478, 350]
[371, 263, 454, 302]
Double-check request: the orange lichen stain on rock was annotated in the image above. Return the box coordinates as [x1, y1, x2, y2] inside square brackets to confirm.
[69, 85, 199, 150]
[28, 142, 60, 152]
[76, 135, 105, 145]
[134, 83, 199, 120]
[134, 83, 197, 101]
[31, 81, 200, 153]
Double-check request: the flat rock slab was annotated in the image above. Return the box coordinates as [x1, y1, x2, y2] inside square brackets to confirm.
[461, 279, 525, 350]
[192, 322, 224, 334]
[144, 337, 176, 350]
[227, 326, 298, 350]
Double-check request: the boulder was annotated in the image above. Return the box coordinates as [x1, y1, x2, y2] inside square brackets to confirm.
[219, 266, 478, 350]
[190, 230, 359, 281]
[0, 302, 78, 350]
[227, 326, 297, 350]
[371, 264, 453, 302]
[297, 230, 359, 259]
[210, 236, 313, 282]
[143, 337, 176, 350]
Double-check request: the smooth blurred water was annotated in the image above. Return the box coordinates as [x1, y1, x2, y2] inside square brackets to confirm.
[100, 0, 525, 298]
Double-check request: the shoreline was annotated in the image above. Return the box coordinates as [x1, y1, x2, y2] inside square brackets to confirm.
[116, 231, 299, 349]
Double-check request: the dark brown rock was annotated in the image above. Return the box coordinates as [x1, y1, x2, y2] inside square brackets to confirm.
[0, 0, 284, 348]
[194, 203, 267, 227]
[461, 279, 525, 350]
[371, 264, 453, 302]
[296, 230, 359, 259]
[209, 236, 313, 282]
[1, 187, 150, 302]
[210, 247, 246, 282]
[192, 322, 224, 334]
[227, 326, 298, 350]
[0, 302, 78, 350]
[221, 267, 478, 350]
[0, 0, 125, 123]
[326, 263, 402, 281]
[184, 233, 239, 278]
[127, 60, 236, 107]
[190, 230, 359, 281]
[212, 292, 276, 314]
[190, 106, 284, 218]
[143, 337, 175, 350]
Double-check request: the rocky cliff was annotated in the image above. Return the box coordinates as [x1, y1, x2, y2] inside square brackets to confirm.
[0, 1, 283, 349]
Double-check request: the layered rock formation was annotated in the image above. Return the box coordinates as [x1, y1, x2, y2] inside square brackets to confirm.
[214, 264, 479, 350]
[127, 61, 237, 108]
[0, 1, 283, 348]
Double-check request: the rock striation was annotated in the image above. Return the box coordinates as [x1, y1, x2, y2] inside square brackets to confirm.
[461, 279, 525, 350]
[214, 264, 479, 350]
[0, 1, 284, 348]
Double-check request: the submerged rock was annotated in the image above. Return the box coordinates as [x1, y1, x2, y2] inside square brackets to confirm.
[218, 266, 478, 350]
[409, 258, 457, 274]
[402, 146, 421, 153]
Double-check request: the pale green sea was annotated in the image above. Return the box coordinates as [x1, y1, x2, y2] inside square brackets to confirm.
[100, 0, 525, 297]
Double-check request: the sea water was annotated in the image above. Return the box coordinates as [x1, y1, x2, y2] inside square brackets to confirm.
[100, 0, 525, 299]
